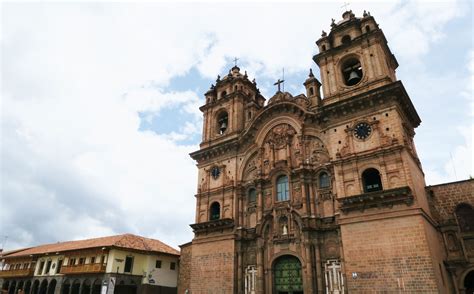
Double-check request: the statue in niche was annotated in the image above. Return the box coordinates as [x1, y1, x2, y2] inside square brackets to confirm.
[447, 233, 459, 251]
[279, 216, 289, 236]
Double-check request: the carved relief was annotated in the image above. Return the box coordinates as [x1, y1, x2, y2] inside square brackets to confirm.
[243, 153, 259, 182]
[265, 124, 296, 149]
[260, 124, 298, 172]
[303, 136, 330, 165]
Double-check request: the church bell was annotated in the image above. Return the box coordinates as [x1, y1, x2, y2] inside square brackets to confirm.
[348, 70, 361, 84]
[220, 121, 227, 133]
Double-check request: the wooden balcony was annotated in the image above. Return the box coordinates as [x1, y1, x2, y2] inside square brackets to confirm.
[60, 264, 106, 275]
[0, 268, 35, 278]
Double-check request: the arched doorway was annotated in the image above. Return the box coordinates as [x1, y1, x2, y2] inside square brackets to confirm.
[273, 255, 303, 294]
[80, 280, 90, 294]
[17, 281, 24, 294]
[2, 281, 10, 294]
[71, 280, 80, 294]
[91, 280, 101, 294]
[8, 281, 16, 294]
[38, 280, 48, 294]
[465, 270, 474, 294]
[24, 281, 32, 294]
[47, 280, 56, 294]
[61, 280, 70, 294]
[31, 280, 39, 294]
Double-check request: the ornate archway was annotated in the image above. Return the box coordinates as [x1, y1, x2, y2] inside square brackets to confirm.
[273, 255, 303, 294]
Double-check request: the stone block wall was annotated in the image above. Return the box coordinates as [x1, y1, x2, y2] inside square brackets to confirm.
[341, 214, 439, 292]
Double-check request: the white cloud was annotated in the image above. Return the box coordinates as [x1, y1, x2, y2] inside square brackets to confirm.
[1, 1, 471, 250]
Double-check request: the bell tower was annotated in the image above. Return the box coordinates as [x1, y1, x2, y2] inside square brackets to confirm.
[314, 10, 398, 104]
[200, 65, 265, 149]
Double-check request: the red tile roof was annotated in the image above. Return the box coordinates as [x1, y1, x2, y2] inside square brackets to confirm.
[1, 234, 179, 258]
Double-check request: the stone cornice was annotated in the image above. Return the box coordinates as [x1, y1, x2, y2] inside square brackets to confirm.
[190, 218, 235, 233]
[338, 186, 414, 214]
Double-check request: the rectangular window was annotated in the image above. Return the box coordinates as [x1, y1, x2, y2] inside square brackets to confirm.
[79, 258, 85, 265]
[170, 262, 176, 270]
[69, 258, 76, 266]
[90, 257, 96, 264]
[101, 255, 106, 264]
[45, 260, 52, 274]
[124, 256, 133, 273]
[37, 261, 45, 275]
[276, 176, 289, 201]
[155, 260, 161, 268]
[56, 260, 63, 274]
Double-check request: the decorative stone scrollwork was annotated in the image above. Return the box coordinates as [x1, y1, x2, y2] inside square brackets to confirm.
[265, 124, 296, 149]
[320, 189, 333, 201]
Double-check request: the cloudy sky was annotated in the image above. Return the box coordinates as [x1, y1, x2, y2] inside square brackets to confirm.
[1, 0, 473, 251]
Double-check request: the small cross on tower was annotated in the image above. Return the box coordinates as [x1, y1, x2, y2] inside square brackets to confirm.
[341, 2, 350, 12]
[233, 57, 239, 67]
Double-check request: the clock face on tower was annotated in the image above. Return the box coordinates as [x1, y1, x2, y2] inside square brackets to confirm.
[353, 122, 372, 140]
[211, 166, 220, 179]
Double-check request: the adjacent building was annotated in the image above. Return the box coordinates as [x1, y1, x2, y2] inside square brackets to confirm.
[0, 234, 179, 294]
[177, 10, 474, 293]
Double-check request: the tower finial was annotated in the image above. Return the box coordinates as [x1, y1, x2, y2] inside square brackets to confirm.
[309, 68, 314, 77]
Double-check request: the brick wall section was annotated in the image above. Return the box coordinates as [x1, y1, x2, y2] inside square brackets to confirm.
[189, 239, 235, 293]
[177, 243, 191, 294]
[341, 215, 439, 293]
[427, 179, 474, 222]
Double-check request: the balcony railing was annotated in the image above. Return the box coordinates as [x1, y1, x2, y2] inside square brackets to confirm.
[0, 268, 35, 278]
[60, 264, 106, 274]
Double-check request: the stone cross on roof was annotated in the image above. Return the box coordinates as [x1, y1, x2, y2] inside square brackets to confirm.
[274, 79, 284, 92]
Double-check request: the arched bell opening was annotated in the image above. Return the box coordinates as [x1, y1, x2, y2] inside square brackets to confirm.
[341, 57, 363, 86]
[217, 111, 229, 135]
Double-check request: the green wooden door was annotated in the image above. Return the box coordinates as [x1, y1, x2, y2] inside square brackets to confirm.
[273, 256, 303, 294]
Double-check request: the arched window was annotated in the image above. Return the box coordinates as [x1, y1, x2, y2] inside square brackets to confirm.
[220, 91, 227, 99]
[276, 175, 289, 201]
[210, 202, 220, 220]
[248, 188, 256, 203]
[365, 25, 371, 33]
[322, 45, 326, 51]
[217, 111, 228, 135]
[319, 172, 330, 188]
[362, 168, 383, 193]
[455, 203, 474, 232]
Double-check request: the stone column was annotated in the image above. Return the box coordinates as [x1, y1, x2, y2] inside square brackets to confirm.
[236, 244, 242, 294]
[256, 242, 264, 294]
[304, 240, 315, 293]
[309, 182, 316, 217]
[315, 241, 323, 293]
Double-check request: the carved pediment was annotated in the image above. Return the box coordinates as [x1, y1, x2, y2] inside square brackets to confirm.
[265, 123, 296, 149]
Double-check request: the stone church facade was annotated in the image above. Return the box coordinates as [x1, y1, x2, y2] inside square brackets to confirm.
[178, 11, 474, 293]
